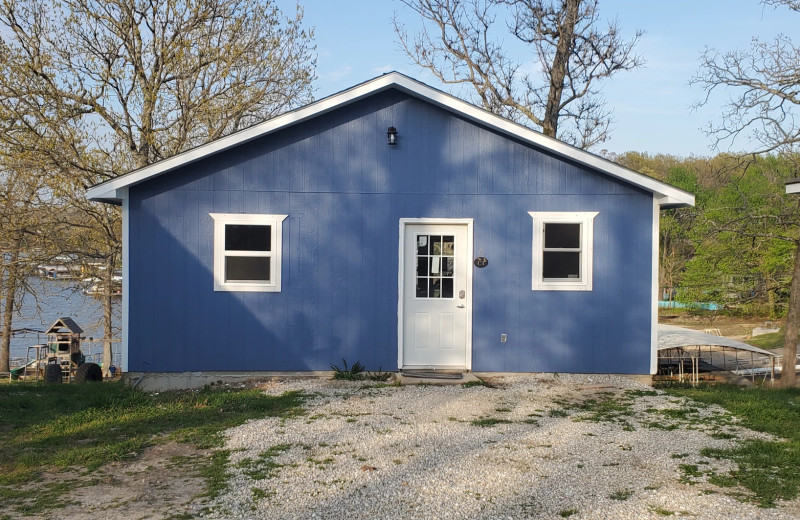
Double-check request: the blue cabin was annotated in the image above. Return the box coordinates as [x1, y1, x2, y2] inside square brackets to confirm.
[87, 73, 694, 381]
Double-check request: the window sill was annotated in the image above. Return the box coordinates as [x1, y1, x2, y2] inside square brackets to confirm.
[213, 282, 281, 292]
[533, 280, 592, 291]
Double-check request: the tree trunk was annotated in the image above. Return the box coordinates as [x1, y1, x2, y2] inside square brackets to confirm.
[543, 0, 579, 138]
[780, 240, 800, 388]
[0, 248, 20, 372]
[102, 255, 114, 377]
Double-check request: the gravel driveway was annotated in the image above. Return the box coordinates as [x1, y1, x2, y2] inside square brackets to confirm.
[201, 374, 800, 519]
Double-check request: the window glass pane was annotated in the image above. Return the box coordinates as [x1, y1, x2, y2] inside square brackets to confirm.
[225, 225, 271, 251]
[430, 257, 440, 275]
[544, 223, 580, 249]
[417, 257, 429, 276]
[442, 257, 453, 277]
[442, 278, 454, 298]
[442, 236, 454, 255]
[431, 235, 441, 255]
[226, 256, 270, 282]
[417, 235, 429, 255]
[542, 251, 580, 279]
[429, 278, 441, 298]
[416, 278, 427, 297]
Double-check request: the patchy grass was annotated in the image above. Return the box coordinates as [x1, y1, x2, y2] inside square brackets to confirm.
[0, 381, 306, 516]
[559, 508, 579, 517]
[664, 383, 800, 507]
[461, 379, 486, 388]
[471, 418, 512, 427]
[649, 504, 678, 516]
[609, 489, 634, 501]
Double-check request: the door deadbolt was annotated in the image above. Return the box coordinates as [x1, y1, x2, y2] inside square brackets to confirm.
[459, 290, 466, 299]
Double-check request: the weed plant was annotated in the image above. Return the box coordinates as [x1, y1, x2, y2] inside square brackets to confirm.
[330, 359, 392, 381]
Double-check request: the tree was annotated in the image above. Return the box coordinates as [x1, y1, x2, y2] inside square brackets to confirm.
[0, 134, 67, 372]
[0, 0, 316, 375]
[394, 0, 643, 148]
[693, 0, 800, 386]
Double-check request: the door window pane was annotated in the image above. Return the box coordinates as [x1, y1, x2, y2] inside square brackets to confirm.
[416, 278, 427, 297]
[417, 235, 428, 255]
[417, 258, 428, 276]
[429, 278, 441, 298]
[442, 278, 454, 298]
[442, 236, 454, 255]
[431, 235, 441, 255]
[442, 257, 454, 276]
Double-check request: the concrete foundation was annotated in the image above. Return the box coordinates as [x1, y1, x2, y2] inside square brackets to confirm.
[122, 371, 332, 392]
[122, 371, 652, 391]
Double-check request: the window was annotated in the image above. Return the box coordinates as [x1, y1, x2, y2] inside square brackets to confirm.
[210, 213, 287, 292]
[415, 234, 455, 299]
[528, 211, 598, 291]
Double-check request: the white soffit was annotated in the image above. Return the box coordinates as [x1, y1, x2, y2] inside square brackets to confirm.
[86, 72, 695, 208]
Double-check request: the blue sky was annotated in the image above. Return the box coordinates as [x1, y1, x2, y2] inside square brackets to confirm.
[275, 0, 798, 157]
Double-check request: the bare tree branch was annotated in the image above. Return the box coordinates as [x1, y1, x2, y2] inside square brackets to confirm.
[394, 0, 643, 149]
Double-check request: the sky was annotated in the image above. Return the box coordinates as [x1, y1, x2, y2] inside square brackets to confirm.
[274, 0, 798, 157]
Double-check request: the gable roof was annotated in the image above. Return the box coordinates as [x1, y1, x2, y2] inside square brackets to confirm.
[86, 72, 694, 208]
[46, 317, 84, 335]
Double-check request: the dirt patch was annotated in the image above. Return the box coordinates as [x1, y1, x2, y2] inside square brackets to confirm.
[24, 442, 210, 520]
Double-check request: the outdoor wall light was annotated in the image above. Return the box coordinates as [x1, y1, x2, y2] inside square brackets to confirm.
[387, 126, 398, 145]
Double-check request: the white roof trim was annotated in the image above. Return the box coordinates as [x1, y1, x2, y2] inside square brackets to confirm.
[86, 72, 695, 208]
[787, 179, 800, 194]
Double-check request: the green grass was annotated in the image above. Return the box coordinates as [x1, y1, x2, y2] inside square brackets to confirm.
[665, 383, 800, 507]
[746, 330, 784, 350]
[0, 381, 306, 516]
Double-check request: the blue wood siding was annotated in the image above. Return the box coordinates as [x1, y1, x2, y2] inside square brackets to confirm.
[128, 89, 653, 373]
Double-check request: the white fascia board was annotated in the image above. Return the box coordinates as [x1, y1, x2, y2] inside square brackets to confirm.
[86, 72, 695, 208]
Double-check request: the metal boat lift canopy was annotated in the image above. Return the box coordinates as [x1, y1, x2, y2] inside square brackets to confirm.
[657, 324, 778, 384]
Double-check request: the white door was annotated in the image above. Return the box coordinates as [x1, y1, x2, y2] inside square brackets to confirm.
[401, 222, 470, 368]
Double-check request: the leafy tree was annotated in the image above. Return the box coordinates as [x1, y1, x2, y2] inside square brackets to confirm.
[394, 0, 643, 149]
[0, 0, 316, 374]
[692, 0, 800, 386]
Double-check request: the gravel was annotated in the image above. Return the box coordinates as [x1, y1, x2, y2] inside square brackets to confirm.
[200, 374, 800, 519]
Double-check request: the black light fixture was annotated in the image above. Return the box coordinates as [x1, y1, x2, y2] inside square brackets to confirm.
[387, 126, 398, 145]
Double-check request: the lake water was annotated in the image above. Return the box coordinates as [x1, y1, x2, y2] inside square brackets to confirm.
[6, 277, 121, 366]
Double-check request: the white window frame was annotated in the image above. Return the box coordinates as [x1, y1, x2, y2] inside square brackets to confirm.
[209, 213, 287, 292]
[528, 211, 598, 291]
